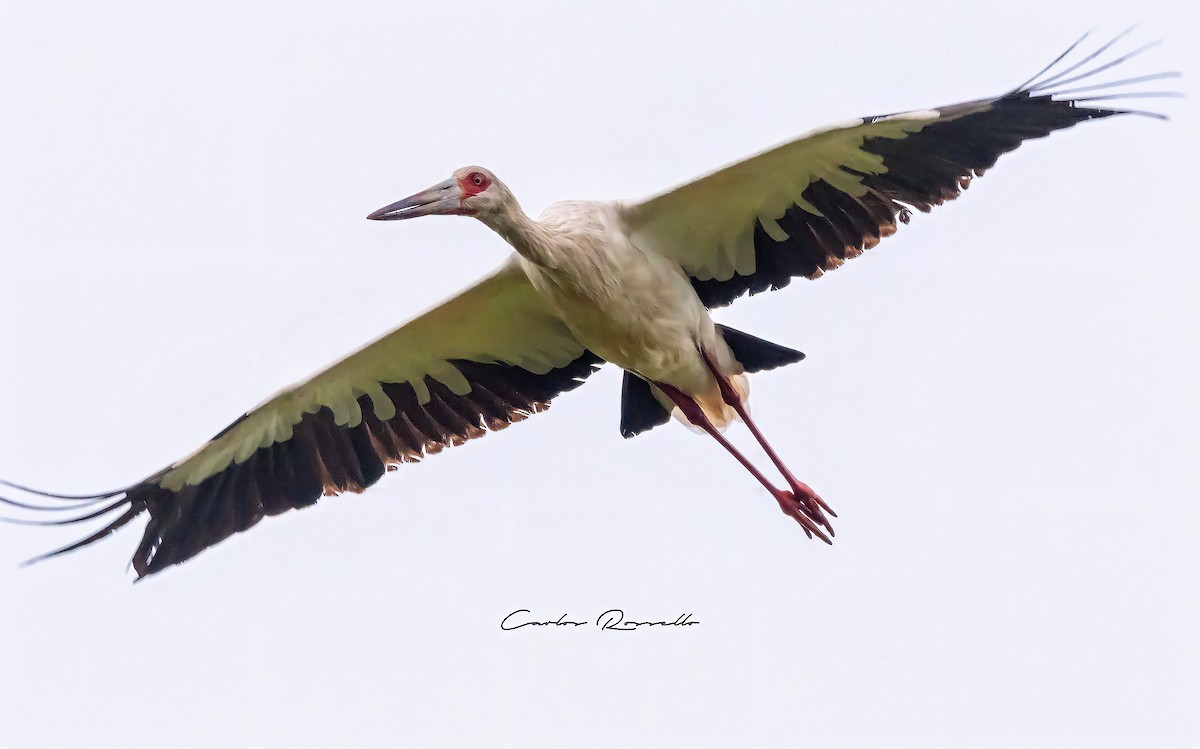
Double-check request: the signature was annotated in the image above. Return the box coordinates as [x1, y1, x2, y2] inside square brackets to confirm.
[500, 609, 699, 631]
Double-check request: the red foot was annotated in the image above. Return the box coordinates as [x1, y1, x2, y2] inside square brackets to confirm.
[772, 489, 833, 545]
[786, 479, 836, 535]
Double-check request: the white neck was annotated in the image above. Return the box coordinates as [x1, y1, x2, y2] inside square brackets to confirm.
[478, 201, 561, 269]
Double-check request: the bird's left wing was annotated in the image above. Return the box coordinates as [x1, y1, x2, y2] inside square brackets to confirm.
[5, 256, 600, 578]
[619, 32, 1174, 308]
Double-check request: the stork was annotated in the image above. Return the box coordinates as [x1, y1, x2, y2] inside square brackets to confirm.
[1, 31, 1175, 578]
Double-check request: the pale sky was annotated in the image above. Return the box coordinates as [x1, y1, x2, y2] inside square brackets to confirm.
[2, 1, 1197, 747]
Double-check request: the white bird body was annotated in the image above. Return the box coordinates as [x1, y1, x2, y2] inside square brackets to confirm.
[1, 31, 1175, 578]
[508, 200, 744, 427]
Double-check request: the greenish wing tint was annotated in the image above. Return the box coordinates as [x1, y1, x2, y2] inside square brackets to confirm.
[623, 31, 1173, 308]
[12, 258, 603, 578]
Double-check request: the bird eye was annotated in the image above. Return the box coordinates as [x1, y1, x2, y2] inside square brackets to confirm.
[461, 171, 491, 196]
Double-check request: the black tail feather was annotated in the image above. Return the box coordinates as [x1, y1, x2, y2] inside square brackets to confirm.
[620, 374, 671, 438]
[619, 326, 805, 438]
[716, 325, 805, 372]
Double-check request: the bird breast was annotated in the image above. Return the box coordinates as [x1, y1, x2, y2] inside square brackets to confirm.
[523, 202, 721, 388]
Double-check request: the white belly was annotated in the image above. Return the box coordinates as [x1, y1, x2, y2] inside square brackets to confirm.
[567, 258, 706, 378]
[519, 202, 735, 395]
[513, 200, 747, 428]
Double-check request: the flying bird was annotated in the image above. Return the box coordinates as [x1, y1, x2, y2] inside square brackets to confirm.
[1, 31, 1176, 578]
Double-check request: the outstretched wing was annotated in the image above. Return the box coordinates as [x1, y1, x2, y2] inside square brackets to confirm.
[5, 256, 602, 578]
[619, 31, 1176, 308]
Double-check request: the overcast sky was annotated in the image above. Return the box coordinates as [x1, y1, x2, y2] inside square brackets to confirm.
[2, 1, 1197, 747]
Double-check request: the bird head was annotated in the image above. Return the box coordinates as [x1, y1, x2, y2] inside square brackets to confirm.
[366, 166, 509, 221]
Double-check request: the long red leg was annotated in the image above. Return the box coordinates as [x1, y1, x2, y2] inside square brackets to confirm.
[699, 350, 836, 533]
[655, 381, 831, 544]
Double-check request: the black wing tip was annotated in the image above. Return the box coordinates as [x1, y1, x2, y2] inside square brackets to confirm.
[116, 353, 611, 580]
[7, 484, 148, 571]
[1013, 28, 1179, 120]
[17, 503, 145, 569]
[686, 27, 1175, 312]
[0, 481, 133, 522]
[0, 477, 131, 500]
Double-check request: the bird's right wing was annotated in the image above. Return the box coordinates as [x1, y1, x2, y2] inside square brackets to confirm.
[5, 256, 601, 578]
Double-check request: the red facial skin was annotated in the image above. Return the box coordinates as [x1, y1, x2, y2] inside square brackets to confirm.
[459, 171, 491, 197]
